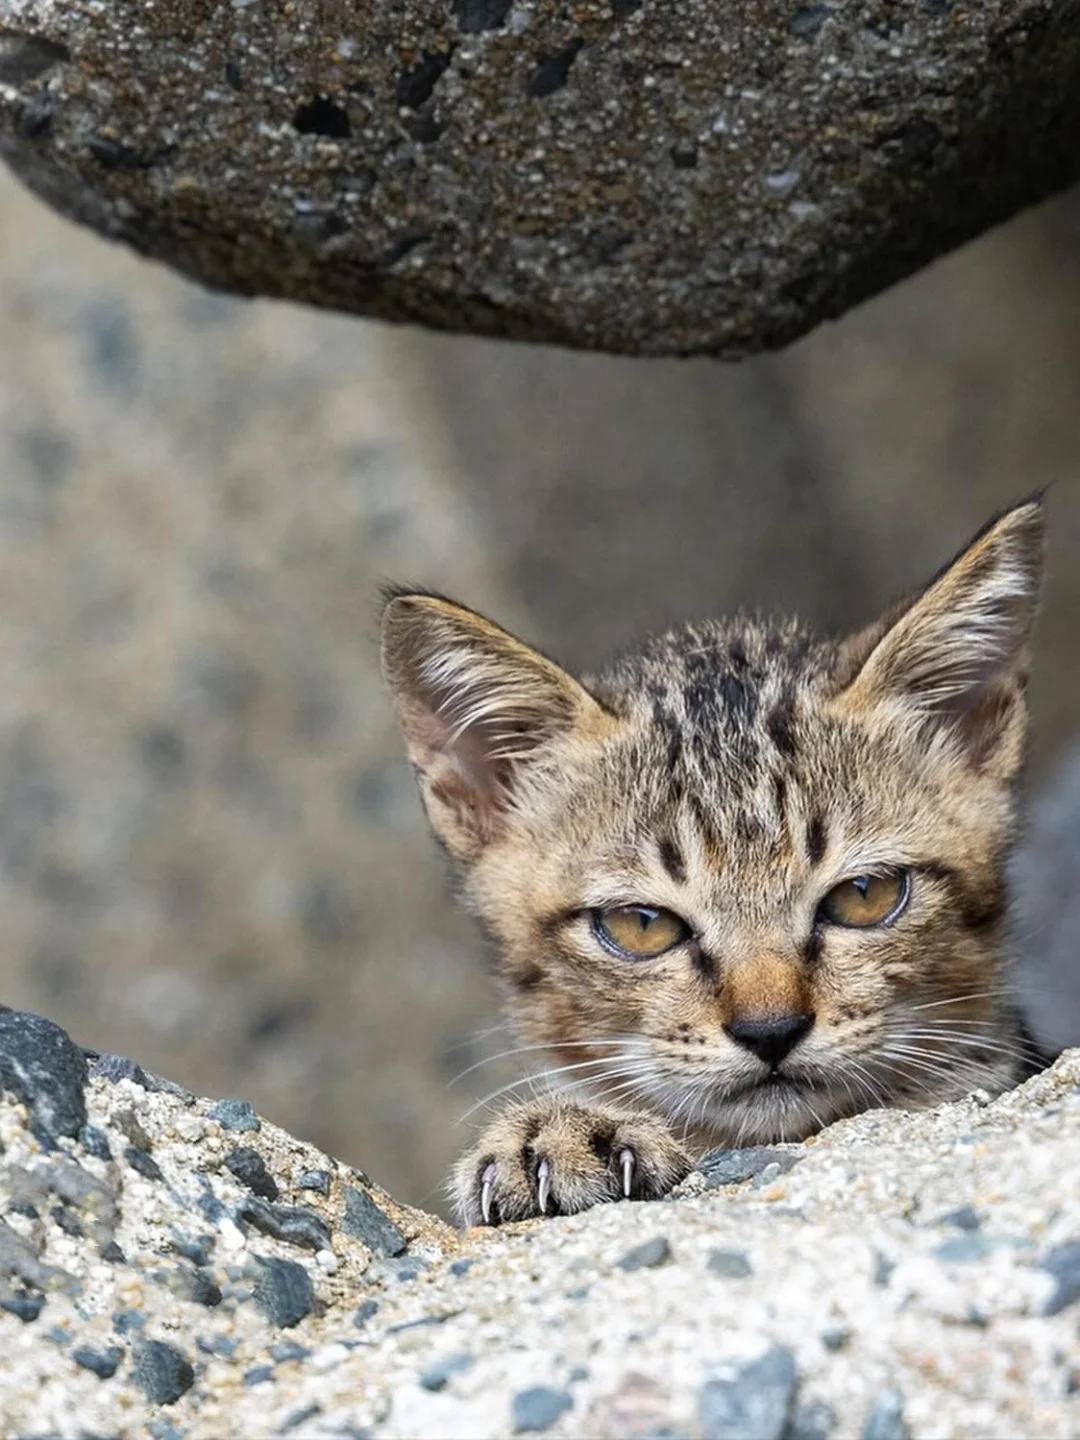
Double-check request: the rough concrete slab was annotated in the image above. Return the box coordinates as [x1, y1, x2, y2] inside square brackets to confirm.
[2, 1006, 1080, 1438]
[2, 1, 1080, 355]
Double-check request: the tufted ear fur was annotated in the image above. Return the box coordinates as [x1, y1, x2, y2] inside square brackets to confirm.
[831, 497, 1044, 769]
[381, 592, 612, 861]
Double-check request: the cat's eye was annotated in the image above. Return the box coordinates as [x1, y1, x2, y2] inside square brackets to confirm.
[592, 905, 690, 959]
[817, 870, 910, 929]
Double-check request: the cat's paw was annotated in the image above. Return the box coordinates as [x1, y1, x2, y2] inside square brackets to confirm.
[452, 1097, 691, 1226]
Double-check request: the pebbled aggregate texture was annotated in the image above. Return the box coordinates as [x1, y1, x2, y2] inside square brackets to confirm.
[2, 2, 1080, 355]
[1, 1007, 1080, 1435]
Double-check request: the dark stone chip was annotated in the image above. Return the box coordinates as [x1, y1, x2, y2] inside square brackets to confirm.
[100, 1241, 126, 1264]
[297, 1170, 331, 1196]
[698, 1346, 798, 1440]
[420, 1352, 474, 1392]
[236, 1198, 331, 1252]
[671, 142, 699, 169]
[270, 1340, 311, 1363]
[342, 1186, 406, 1257]
[133, 1340, 195, 1405]
[9, 1202, 38, 1219]
[245, 1364, 276, 1386]
[449, 1258, 473, 1278]
[861, 1390, 907, 1440]
[226, 1147, 279, 1201]
[0, 33, 70, 83]
[224, 60, 243, 91]
[791, 1400, 838, 1440]
[172, 1234, 214, 1267]
[112, 1309, 146, 1335]
[820, 1326, 851, 1352]
[697, 1148, 799, 1189]
[210, 1098, 261, 1132]
[386, 1312, 460, 1335]
[1040, 1241, 1080, 1316]
[611, 0, 643, 16]
[73, 1345, 124, 1379]
[0, 1010, 88, 1141]
[125, 1146, 164, 1182]
[707, 1249, 753, 1279]
[872, 1250, 895, 1288]
[789, 5, 835, 37]
[279, 1403, 323, 1433]
[934, 1234, 988, 1264]
[293, 96, 351, 139]
[1, 1292, 45, 1322]
[252, 1256, 315, 1328]
[527, 40, 584, 99]
[874, 117, 942, 166]
[79, 1125, 113, 1161]
[92, 1053, 155, 1089]
[396, 51, 452, 110]
[618, 1237, 672, 1272]
[452, 0, 511, 31]
[353, 1298, 379, 1327]
[88, 136, 161, 171]
[52, 1205, 84, 1238]
[512, 1386, 574, 1433]
[937, 1205, 980, 1231]
[178, 1265, 223, 1308]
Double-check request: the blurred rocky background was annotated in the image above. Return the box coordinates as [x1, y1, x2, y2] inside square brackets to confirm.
[0, 163, 1078, 1213]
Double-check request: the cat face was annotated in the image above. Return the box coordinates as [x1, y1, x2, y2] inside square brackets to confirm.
[383, 499, 1043, 1143]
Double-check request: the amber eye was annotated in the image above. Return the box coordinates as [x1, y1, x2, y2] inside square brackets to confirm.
[592, 905, 690, 959]
[817, 871, 909, 929]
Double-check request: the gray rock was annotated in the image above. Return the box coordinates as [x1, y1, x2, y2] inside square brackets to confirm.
[698, 1346, 798, 1440]
[698, 1148, 800, 1189]
[252, 1256, 314, 1329]
[353, 1299, 379, 1327]
[618, 1237, 672, 1272]
[296, 1169, 330, 1196]
[225, 1148, 279, 1201]
[341, 1186, 407, 1258]
[512, 1386, 574, 1434]
[133, 1340, 195, 1405]
[861, 1391, 908, 1440]
[3, 2, 1080, 356]
[934, 1234, 989, 1264]
[1, 1292, 45, 1322]
[79, 1125, 113, 1161]
[707, 1249, 753, 1279]
[210, 1099, 260, 1133]
[1040, 1242, 1080, 1316]
[235, 1198, 331, 1252]
[0, 1010, 87, 1140]
[936, 1205, 981, 1232]
[72, 1345, 124, 1379]
[91, 1053, 157, 1090]
[790, 1400, 837, 1440]
[419, 1352, 474, 1392]
[125, 1146, 164, 1182]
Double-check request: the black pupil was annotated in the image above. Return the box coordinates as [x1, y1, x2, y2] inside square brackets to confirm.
[636, 908, 658, 931]
[852, 876, 870, 898]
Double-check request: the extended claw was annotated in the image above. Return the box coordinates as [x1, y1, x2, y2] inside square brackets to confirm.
[620, 1147, 635, 1199]
[537, 1157, 552, 1215]
[480, 1162, 497, 1225]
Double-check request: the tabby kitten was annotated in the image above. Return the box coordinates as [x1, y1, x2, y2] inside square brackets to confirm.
[382, 498, 1043, 1225]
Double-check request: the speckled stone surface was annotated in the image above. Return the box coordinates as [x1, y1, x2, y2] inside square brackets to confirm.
[2, 1007, 1080, 1438]
[2, 1, 1080, 355]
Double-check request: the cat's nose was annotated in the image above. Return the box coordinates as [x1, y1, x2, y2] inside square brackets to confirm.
[724, 1012, 815, 1066]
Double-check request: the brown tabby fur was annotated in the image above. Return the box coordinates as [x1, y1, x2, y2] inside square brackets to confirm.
[381, 499, 1045, 1225]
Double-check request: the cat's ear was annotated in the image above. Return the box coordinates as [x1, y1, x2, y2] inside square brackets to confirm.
[831, 497, 1044, 766]
[381, 592, 612, 860]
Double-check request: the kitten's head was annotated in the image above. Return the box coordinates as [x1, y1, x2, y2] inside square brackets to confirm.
[382, 499, 1044, 1143]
